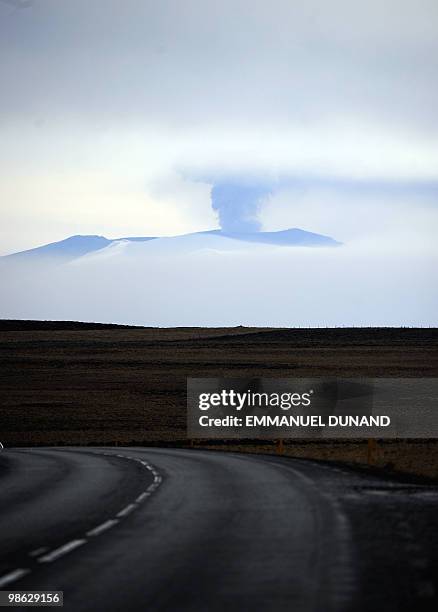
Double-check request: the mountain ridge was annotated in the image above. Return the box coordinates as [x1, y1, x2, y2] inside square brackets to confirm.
[3, 228, 341, 261]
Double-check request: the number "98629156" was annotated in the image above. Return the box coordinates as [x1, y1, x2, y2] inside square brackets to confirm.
[0, 591, 63, 606]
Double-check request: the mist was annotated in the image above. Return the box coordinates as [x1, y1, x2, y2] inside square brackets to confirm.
[1, 241, 436, 327]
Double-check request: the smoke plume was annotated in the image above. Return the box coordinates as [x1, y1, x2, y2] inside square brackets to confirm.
[211, 181, 271, 233]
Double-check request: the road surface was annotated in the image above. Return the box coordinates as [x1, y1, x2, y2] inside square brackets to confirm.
[0, 447, 437, 611]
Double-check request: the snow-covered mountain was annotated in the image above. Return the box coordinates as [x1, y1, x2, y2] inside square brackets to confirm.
[3, 228, 340, 262]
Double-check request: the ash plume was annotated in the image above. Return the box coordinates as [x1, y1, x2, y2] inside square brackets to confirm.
[211, 181, 272, 233]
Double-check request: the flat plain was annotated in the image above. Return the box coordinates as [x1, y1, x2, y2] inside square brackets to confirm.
[1, 321, 437, 477]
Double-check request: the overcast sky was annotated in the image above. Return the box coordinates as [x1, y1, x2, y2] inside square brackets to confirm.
[1, 0, 438, 253]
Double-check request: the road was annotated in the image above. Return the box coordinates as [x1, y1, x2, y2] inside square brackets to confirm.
[0, 447, 437, 611]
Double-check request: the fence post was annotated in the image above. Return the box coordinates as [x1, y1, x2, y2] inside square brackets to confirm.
[276, 439, 284, 455]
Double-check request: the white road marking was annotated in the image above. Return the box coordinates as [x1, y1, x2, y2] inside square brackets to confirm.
[136, 492, 150, 503]
[38, 539, 87, 563]
[116, 503, 136, 518]
[29, 547, 48, 557]
[86, 519, 119, 537]
[0, 568, 30, 587]
[18, 452, 162, 572]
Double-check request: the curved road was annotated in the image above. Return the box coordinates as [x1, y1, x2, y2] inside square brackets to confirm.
[0, 448, 437, 611]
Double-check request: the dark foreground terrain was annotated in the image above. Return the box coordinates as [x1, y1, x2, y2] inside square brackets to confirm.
[0, 447, 437, 612]
[0, 321, 438, 477]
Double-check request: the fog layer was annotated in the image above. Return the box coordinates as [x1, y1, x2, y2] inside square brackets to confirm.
[1, 241, 436, 327]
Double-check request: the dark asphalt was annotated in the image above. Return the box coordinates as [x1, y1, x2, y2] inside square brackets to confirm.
[0, 447, 437, 611]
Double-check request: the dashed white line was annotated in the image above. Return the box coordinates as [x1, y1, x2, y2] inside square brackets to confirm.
[16, 452, 162, 581]
[116, 503, 136, 518]
[29, 547, 49, 557]
[0, 568, 30, 587]
[86, 519, 119, 537]
[38, 539, 87, 563]
[136, 492, 150, 502]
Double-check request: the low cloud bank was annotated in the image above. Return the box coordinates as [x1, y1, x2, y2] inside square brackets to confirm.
[1, 242, 436, 327]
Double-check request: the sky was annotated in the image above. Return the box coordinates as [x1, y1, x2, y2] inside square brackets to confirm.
[1, 0, 438, 255]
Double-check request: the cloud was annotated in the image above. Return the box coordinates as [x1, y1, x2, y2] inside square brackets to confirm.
[260, 176, 438, 241]
[0, 0, 33, 9]
[1, 1, 437, 131]
[0, 1, 438, 251]
[1, 241, 437, 326]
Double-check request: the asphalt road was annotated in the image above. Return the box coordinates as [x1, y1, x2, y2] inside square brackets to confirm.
[0, 447, 437, 612]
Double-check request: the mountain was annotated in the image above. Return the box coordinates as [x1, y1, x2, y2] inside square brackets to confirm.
[3, 235, 112, 261]
[2, 228, 340, 262]
[200, 228, 339, 247]
[2, 234, 156, 262]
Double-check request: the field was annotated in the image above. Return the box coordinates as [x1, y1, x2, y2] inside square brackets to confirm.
[1, 321, 437, 478]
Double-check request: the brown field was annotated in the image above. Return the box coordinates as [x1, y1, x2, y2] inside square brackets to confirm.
[1, 321, 438, 479]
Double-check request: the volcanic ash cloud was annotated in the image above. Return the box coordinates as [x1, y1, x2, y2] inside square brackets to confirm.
[210, 181, 272, 233]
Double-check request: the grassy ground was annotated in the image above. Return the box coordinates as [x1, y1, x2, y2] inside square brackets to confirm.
[0, 321, 437, 478]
